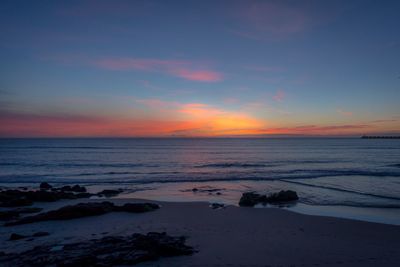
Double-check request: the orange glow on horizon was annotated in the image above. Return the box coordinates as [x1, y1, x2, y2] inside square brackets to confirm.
[0, 100, 397, 137]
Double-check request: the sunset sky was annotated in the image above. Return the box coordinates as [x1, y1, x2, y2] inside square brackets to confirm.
[1, 0, 399, 137]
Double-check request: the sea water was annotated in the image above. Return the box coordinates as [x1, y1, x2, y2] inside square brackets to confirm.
[1, 138, 399, 224]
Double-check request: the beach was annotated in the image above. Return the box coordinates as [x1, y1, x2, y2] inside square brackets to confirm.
[2, 197, 400, 266]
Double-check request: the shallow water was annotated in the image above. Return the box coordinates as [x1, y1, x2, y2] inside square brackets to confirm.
[1, 138, 400, 224]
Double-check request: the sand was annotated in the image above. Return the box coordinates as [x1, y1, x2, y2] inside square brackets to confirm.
[1, 198, 400, 266]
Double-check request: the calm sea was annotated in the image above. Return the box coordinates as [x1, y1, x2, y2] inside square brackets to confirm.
[1, 138, 400, 224]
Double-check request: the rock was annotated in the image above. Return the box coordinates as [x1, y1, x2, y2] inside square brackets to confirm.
[210, 203, 225, 209]
[39, 182, 52, 190]
[239, 192, 267, 207]
[0, 210, 19, 220]
[0, 232, 194, 266]
[71, 185, 87, 193]
[0, 207, 42, 221]
[9, 233, 27, 241]
[32, 232, 50, 237]
[17, 207, 43, 213]
[59, 185, 86, 192]
[60, 185, 72, 191]
[0, 189, 92, 207]
[97, 189, 122, 197]
[267, 190, 299, 203]
[190, 187, 223, 193]
[0, 192, 33, 207]
[239, 190, 299, 207]
[6, 201, 160, 226]
[117, 203, 160, 213]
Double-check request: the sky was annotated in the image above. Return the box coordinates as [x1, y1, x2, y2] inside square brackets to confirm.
[0, 0, 399, 137]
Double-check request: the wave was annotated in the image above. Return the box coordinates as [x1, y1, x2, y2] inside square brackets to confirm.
[196, 163, 269, 168]
[0, 162, 153, 168]
[280, 179, 400, 201]
[195, 160, 343, 168]
[387, 163, 400, 168]
[0, 146, 122, 149]
[1, 166, 400, 181]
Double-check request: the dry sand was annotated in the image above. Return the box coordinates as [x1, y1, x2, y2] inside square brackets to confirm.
[1, 198, 400, 267]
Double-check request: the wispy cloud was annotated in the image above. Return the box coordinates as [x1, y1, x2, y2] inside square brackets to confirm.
[41, 54, 223, 82]
[93, 58, 223, 82]
[273, 89, 286, 102]
[369, 119, 398, 123]
[336, 109, 353, 116]
[259, 124, 372, 135]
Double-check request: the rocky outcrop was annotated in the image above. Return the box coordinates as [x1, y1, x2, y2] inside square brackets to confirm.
[5, 201, 159, 226]
[39, 182, 52, 190]
[267, 190, 299, 203]
[210, 203, 225, 209]
[58, 185, 87, 193]
[0, 207, 42, 220]
[8, 232, 50, 241]
[0, 189, 90, 207]
[97, 189, 122, 197]
[0, 184, 125, 207]
[239, 190, 299, 207]
[0, 232, 194, 266]
[9, 233, 28, 241]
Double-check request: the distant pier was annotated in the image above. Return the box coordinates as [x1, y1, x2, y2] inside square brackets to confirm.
[361, 135, 400, 139]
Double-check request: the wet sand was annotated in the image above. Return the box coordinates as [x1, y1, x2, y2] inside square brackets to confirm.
[1, 198, 400, 266]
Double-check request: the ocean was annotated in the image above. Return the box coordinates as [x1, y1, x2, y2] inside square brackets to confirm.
[1, 138, 400, 224]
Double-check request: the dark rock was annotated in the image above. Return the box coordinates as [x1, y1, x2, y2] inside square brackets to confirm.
[190, 187, 223, 193]
[0, 207, 42, 220]
[59, 185, 87, 193]
[71, 185, 86, 193]
[0, 191, 33, 207]
[267, 190, 299, 203]
[239, 192, 267, 207]
[17, 207, 43, 213]
[239, 190, 299, 207]
[74, 192, 92, 198]
[97, 189, 122, 197]
[9, 233, 27, 241]
[32, 232, 50, 237]
[117, 203, 159, 213]
[6, 201, 160, 226]
[60, 185, 72, 191]
[39, 182, 52, 190]
[0, 189, 92, 207]
[210, 203, 225, 209]
[0, 232, 194, 266]
[0, 210, 19, 220]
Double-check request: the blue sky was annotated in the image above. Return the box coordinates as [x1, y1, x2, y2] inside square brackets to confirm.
[0, 0, 399, 137]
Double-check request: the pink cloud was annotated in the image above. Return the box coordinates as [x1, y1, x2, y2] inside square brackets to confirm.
[42, 54, 223, 82]
[170, 69, 222, 82]
[370, 119, 398, 123]
[93, 58, 223, 82]
[94, 58, 184, 71]
[258, 124, 373, 136]
[273, 89, 286, 102]
[337, 109, 353, 116]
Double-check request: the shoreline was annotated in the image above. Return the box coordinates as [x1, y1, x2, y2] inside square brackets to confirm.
[2, 181, 400, 226]
[1, 197, 400, 266]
